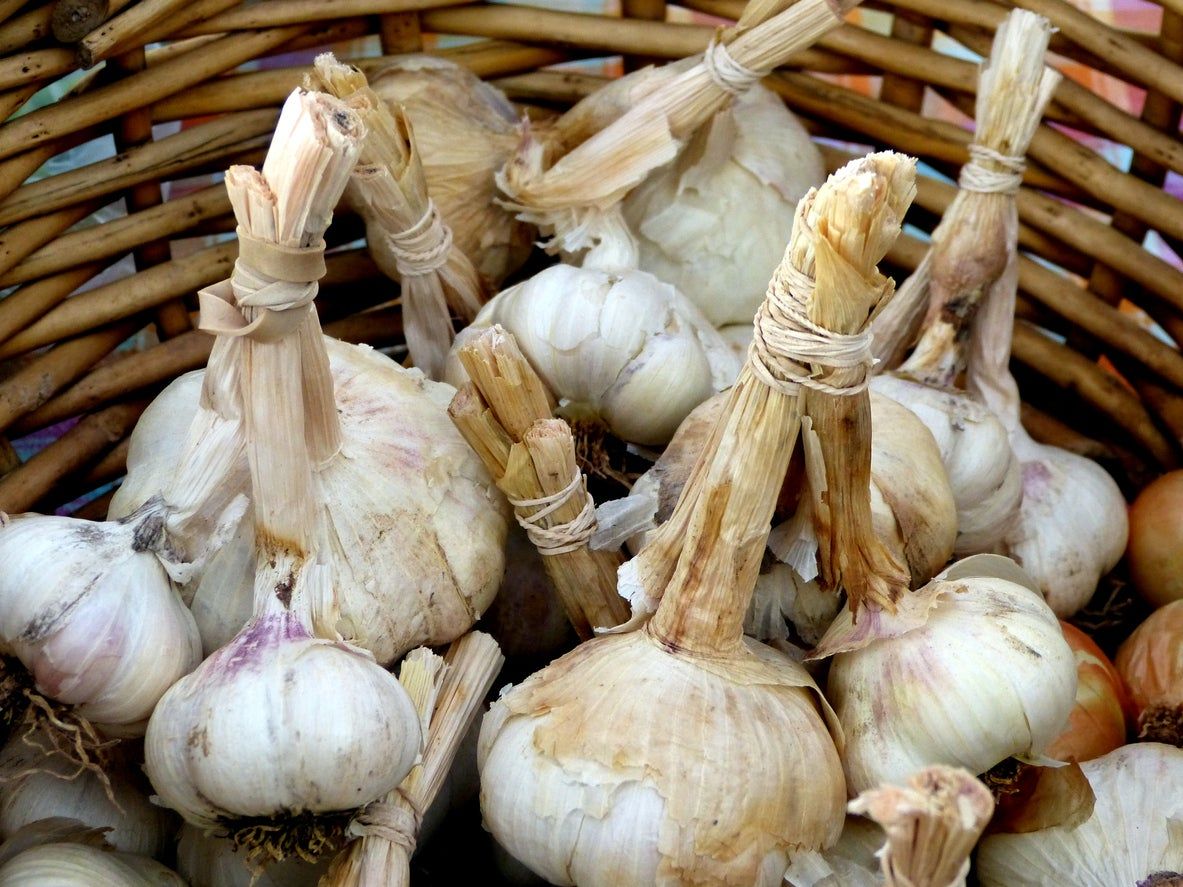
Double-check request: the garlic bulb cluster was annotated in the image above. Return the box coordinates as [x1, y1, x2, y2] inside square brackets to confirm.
[816, 555, 1076, 794]
[112, 339, 508, 661]
[447, 263, 741, 445]
[870, 374, 1021, 557]
[0, 824, 184, 886]
[976, 743, 1183, 885]
[176, 824, 328, 887]
[997, 428, 1127, 616]
[0, 731, 174, 858]
[0, 505, 201, 735]
[622, 84, 825, 327]
[367, 55, 536, 286]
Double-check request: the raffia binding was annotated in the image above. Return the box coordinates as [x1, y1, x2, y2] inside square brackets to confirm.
[347, 795, 422, 853]
[386, 198, 454, 278]
[508, 470, 597, 556]
[748, 242, 876, 397]
[703, 36, 763, 96]
[197, 230, 324, 341]
[958, 144, 1025, 195]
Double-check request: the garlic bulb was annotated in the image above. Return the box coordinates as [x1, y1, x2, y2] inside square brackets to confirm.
[870, 374, 1021, 556]
[447, 263, 741, 445]
[176, 823, 329, 886]
[622, 84, 825, 327]
[0, 505, 201, 735]
[976, 743, 1183, 886]
[112, 339, 508, 661]
[0, 731, 174, 858]
[816, 555, 1076, 794]
[144, 87, 423, 857]
[997, 427, 1127, 616]
[367, 55, 536, 286]
[0, 841, 184, 886]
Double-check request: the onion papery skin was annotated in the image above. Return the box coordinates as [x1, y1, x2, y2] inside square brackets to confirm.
[1116, 600, 1183, 746]
[1045, 621, 1131, 762]
[1127, 470, 1183, 609]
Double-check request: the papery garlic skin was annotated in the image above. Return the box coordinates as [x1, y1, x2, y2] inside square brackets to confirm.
[447, 264, 741, 445]
[0, 509, 201, 734]
[870, 375, 1022, 556]
[622, 85, 825, 327]
[176, 823, 328, 887]
[0, 842, 184, 886]
[367, 56, 535, 286]
[145, 608, 420, 828]
[976, 743, 1183, 886]
[825, 572, 1075, 794]
[0, 735, 174, 859]
[479, 630, 845, 887]
[1003, 431, 1127, 617]
[111, 339, 508, 663]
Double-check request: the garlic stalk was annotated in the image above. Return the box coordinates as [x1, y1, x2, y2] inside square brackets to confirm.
[111, 98, 508, 664]
[479, 152, 913, 887]
[365, 55, 536, 286]
[176, 824, 329, 887]
[447, 262, 740, 446]
[868, 10, 1061, 559]
[0, 820, 184, 886]
[621, 83, 825, 327]
[143, 89, 422, 862]
[976, 743, 1183, 886]
[326, 632, 504, 887]
[814, 554, 1077, 795]
[310, 54, 485, 379]
[449, 326, 630, 636]
[0, 729, 174, 859]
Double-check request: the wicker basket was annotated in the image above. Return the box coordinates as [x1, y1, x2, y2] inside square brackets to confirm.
[0, 0, 1180, 516]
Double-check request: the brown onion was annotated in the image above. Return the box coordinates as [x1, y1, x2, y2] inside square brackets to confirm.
[1045, 622, 1130, 762]
[1116, 600, 1183, 746]
[1127, 470, 1183, 609]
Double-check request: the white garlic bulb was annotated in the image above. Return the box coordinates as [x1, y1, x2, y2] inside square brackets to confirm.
[1000, 428, 1127, 617]
[870, 374, 1022, 556]
[145, 590, 421, 830]
[0, 841, 184, 886]
[367, 55, 536, 286]
[447, 264, 741, 445]
[622, 84, 825, 327]
[479, 631, 845, 887]
[176, 823, 328, 887]
[0, 732, 174, 859]
[817, 555, 1076, 794]
[111, 338, 508, 663]
[976, 743, 1183, 886]
[0, 506, 201, 735]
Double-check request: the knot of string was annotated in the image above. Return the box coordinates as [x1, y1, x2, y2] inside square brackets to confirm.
[347, 795, 421, 853]
[197, 229, 324, 342]
[703, 37, 762, 96]
[508, 471, 596, 556]
[389, 199, 453, 277]
[958, 143, 1025, 195]
[748, 237, 876, 397]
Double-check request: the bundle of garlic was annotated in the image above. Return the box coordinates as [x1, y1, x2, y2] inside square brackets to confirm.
[365, 55, 536, 286]
[0, 819, 184, 886]
[785, 765, 995, 887]
[813, 554, 1076, 795]
[110, 92, 508, 664]
[449, 326, 630, 637]
[143, 91, 422, 863]
[976, 743, 1183, 885]
[479, 151, 915, 887]
[310, 54, 485, 379]
[0, 729, 174, 859]
[326, 632, 504, 887]
[868, 10, 1064, 559]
